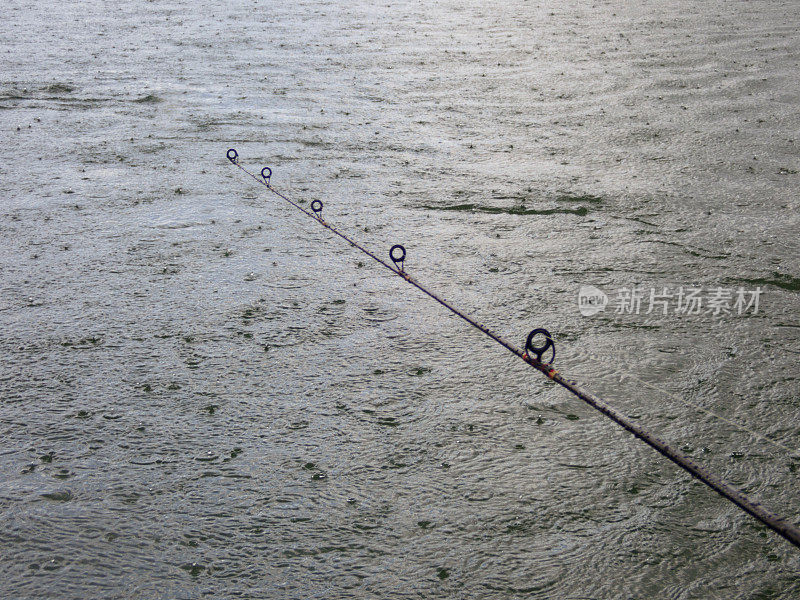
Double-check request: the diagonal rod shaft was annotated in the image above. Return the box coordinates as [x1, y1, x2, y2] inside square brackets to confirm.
[228, 152, 800, 550]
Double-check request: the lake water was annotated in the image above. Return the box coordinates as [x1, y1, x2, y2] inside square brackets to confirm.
[1, 0, 799, 598]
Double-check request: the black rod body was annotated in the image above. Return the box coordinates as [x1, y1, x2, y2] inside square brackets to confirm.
[228, 151, 800, 550]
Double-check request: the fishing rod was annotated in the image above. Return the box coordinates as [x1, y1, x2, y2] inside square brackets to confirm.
[226, 148, 800, 550]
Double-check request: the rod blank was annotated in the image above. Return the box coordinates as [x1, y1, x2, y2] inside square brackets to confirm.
[227, 149, 800, 550]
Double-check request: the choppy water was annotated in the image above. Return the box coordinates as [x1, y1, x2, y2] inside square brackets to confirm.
[2, 0, 799, 598]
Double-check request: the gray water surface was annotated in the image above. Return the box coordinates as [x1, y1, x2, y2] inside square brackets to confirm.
[1, 0, 799, 598]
